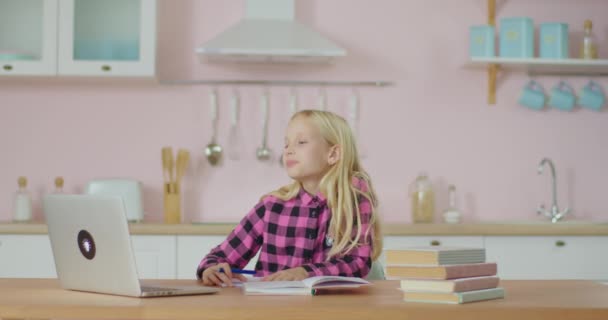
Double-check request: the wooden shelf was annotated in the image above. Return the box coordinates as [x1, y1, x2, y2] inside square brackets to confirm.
[467, 57, 608, 76]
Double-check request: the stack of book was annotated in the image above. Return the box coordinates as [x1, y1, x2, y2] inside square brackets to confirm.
[385, 247, 505, 304]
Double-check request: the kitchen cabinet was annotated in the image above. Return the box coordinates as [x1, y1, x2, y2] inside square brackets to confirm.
[0, 234, 175, 279]
[485, 236, 608, 280]
[2, 232, 607, 281]
[131, 235, 177, 279]
[0, 0, 156, 77]
[0, 235, 56, 278]
[0, 0, 59, 76]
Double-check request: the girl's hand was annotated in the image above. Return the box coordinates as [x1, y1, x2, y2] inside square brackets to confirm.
[201, 262, 248, 287]
[262, 267, 309, 281]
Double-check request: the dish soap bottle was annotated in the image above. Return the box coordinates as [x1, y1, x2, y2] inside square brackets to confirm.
[13, 176, 32, 222]
[442, 184, 462, 224]
[580, 19, 598, 59]
[410, 173, 435, 223]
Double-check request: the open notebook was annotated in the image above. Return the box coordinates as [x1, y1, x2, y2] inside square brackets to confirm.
[242, 276, 371, 295]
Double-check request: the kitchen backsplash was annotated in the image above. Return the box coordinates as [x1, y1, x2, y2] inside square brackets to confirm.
[1, 0, 607, 223]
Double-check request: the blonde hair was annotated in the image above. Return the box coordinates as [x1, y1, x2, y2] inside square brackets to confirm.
[266, 110, 382, 261]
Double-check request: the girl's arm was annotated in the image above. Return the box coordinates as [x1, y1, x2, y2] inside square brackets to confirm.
[196, 201, 267, 279]
[301, 195, 374, 278]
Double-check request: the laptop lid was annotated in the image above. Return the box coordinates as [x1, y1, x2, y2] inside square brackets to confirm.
[44, 194, 143, 297]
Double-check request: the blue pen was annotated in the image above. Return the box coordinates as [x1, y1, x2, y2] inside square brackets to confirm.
[219, 267, 256, 275]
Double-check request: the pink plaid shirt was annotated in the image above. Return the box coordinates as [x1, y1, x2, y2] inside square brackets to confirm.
[197, 180, 374, 278]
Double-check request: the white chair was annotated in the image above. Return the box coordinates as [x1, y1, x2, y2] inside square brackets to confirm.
[366, 261, 385, 280]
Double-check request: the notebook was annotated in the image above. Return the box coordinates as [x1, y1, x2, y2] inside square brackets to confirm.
[242, 276, 371, 295]
[43, 194, 219, 298]
[385, 247, 486, 265]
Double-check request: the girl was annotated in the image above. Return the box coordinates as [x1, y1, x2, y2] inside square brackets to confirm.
[197, 110, 382, 287]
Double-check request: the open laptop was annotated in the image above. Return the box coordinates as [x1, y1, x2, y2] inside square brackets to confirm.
[43, 194, 219, 297]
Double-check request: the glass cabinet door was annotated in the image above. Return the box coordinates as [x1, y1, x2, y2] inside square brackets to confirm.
[58, 0, 156, 76]
[0, 0, 58, 76]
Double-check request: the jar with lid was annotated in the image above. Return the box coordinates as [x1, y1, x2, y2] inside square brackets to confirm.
[409, 173, 435, 223]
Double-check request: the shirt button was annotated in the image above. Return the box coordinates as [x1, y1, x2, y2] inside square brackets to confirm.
[308, 231, 317, 239]
[310, 208, 317, 218]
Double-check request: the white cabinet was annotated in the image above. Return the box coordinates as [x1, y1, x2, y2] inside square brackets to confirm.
[0, 0, 156, 77]
[0, 235, 56, 278]
[485, 236, 608, 280]
[0, 234, 175, 279]
[176, 236, 260, 279]
[0, 0, 58, 76]
[383, 236, 484, 249]
[58, 0, 156, 76]
[131, 235, 176, 279]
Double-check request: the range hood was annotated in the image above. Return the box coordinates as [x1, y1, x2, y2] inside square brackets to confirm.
[195, 0, 346, 63]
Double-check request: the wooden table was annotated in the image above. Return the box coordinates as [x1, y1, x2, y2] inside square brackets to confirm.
[0, 279, 607, 320]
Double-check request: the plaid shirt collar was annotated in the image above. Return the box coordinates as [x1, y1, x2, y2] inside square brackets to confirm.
[297, 186, 327, 207]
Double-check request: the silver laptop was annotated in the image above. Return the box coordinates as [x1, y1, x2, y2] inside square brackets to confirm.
[43, 194, 219, 297]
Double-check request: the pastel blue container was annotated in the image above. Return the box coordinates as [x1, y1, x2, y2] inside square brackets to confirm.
[469, 25, 495, 57]
[500, 17, 534, 58]
[540, 23, 569, 59]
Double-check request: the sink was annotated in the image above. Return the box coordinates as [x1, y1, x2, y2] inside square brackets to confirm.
[477, 220, 608, 225]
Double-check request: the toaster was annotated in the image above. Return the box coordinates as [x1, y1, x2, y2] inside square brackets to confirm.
[85, 179, 144, 222]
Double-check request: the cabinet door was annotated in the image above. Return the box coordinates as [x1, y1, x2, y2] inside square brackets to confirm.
[0, 235, 57, 278]
[177, 236, 260, 280]
[0, 0, 58, 76]
[57, 0, 156, 76]
[131, 235, 176, 279]
[485, 236, 608, 280]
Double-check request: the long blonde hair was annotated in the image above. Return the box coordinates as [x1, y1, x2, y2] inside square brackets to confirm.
[266, 110, 382, 261]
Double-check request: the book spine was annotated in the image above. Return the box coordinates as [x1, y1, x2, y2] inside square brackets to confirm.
[452, 277, 500, 292]
[444, 263, 497, 279]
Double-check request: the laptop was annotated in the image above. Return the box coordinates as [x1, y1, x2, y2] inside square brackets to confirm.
[43, 194, 219, 297]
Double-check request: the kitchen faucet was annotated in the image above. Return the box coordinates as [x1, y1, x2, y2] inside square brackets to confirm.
[537, 158, 570, 223]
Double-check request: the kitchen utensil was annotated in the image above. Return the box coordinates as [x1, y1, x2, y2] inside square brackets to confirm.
[318, 87, 327, 110]
[349, 90, 366, 158]
[279, 88, 298, 166]
[176, 149, 190, 187]
[256, 90, 272, 161]
[204, 89, 223, 166]
[227, 89, 243, 160]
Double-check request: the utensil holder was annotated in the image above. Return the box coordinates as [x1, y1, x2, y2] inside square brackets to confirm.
[164, 183, 181, 224]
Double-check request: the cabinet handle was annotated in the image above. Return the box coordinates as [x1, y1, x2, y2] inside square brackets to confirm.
[555, 240, 566, 247]
[101, 65, 111, 72]
[3, 64, 13, 71]
[430, 240, 441, 246]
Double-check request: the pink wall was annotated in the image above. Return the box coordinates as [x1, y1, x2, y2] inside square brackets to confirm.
[1, 0, 607, 223]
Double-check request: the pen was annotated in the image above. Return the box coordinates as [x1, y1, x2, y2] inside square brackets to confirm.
[218, 267, 256, 275]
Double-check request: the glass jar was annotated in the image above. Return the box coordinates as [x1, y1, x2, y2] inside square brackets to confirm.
[410, 174, 435, 223]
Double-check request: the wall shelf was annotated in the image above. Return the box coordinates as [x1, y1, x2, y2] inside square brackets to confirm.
[472, 0, 607, 104]
[160, 79, 394, 87]
[467, 57, 608, 77]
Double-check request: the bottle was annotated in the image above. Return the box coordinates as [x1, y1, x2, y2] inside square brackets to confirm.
[580, 20, 598, 59]
[409, 173, 435, 223]
[13, 176, 32, 222]
[54, 176, 64, 193]
[442, 184, 462, 224]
